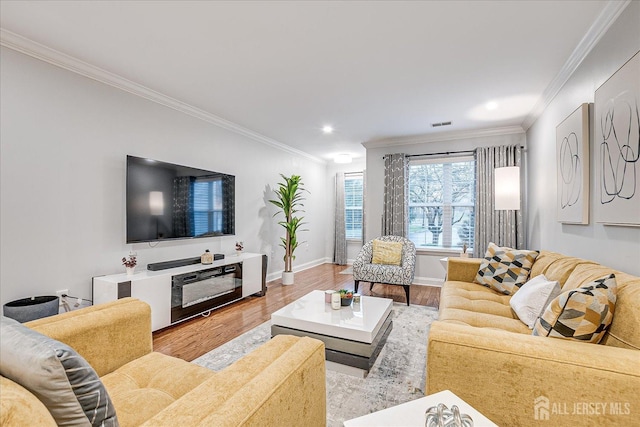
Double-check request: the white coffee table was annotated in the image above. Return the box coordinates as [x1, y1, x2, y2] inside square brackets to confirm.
[271, 290, 393, 377]
[343, 389, 497, 426]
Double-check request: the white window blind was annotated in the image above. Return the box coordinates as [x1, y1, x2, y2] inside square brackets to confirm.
[344, 173, 363, 240]
[193, 179, 223, 236]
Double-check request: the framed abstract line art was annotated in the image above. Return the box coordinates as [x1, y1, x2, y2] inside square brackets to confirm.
[594, 51, 640, 227]
[556, 103, 590, 224]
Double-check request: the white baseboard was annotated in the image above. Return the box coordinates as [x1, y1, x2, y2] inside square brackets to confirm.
[266, 271, 283, 283]
[266, 257, 332, 283]
[266, 260, 444, 288]
[413, 276, 444, 287]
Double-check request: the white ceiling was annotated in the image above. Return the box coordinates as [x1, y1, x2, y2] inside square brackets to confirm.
[0, 1, 615, 162]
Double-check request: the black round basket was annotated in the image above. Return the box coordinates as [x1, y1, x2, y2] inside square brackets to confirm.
[3, 296, 59, 323]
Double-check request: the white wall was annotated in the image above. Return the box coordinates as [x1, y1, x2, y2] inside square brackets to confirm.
[0, 47, 330, 305]
[365, 132, 526, 285]
[527, 2, 640, 276]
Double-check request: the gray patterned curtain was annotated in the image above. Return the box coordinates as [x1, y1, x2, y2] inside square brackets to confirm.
[334, 172, 347, 265]
[474, 145, 523, 253]
[382, 153, 408, 236]
[172, 176, 194, 237]
[221, 175, 235, 234]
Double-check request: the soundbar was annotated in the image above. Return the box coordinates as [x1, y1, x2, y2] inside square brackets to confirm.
[148, 254, 226, 271]
[147, 257, 201, 271]
[147, 255, 226, 271]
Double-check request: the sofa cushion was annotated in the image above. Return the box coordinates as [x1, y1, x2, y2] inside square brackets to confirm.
[549, 258, 598, 289]
[0, 316, 118, 427]
[438, 307, 532, 334]
[475, 242, 539, 295]
[371, 239, 403, 265]
[533, 274, 617, 343]
[529, 251, 564, 278]
[439, 281, 530, 334]
[26, 297, 153, 377]
[529, 251, 598, 288]
[140, 335, 327, 427]
[510, 274, 562, 329]
[605, 271, 640, 350]
[0, 376, 56, 427]
[101, 351, 215, 426]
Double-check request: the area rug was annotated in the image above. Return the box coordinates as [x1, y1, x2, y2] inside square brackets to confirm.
[193, 302, 438, 426]
[339, 266, 353, 275]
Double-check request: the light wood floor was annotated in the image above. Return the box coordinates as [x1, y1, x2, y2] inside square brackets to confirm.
[152, 263, 441, 362]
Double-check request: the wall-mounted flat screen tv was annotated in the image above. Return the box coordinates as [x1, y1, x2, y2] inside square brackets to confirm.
[126, 155, 235, 243]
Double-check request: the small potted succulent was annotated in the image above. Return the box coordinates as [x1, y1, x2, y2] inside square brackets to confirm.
[122, 254, 137, 276]
[338, 289, 354, 306]
[235, 241, 244, 256]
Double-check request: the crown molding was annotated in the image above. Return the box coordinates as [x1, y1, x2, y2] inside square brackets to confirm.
[521, 0, 631, 130]
[362, 125, 524, 149]
[0, 28, 325, 164]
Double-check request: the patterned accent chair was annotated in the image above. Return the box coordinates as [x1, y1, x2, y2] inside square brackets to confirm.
[353, 236, 417, 305]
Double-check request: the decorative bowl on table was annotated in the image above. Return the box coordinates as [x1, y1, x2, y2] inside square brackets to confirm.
[338, 289, 354, 306]
[340, 296, 353, 306]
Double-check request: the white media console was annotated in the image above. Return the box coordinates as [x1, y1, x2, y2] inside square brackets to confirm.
[92, 252, 265, 331]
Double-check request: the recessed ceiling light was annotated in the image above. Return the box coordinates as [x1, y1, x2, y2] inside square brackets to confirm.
[467, 94, 538, 121]
[485, 101, 498, 110]
[322, 125, 334, 134]
[334, 154, 352, 164]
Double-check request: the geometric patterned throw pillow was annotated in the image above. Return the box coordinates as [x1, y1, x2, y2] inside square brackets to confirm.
[532, 274, 617, 344]
[474, 242, 540, 295]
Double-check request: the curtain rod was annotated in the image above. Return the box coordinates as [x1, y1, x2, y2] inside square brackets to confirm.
[344, 171, 363, 176]
[407, 150, 475, 158]
[382, 149, 474, 159]
[382, 146, 525, 159]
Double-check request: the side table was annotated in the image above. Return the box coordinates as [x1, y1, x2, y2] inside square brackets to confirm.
[343, 389, 497, 426]
[439, 257, 448, 280]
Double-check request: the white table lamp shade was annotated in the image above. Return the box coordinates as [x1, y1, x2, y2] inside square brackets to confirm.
[494, 166, 520, 210]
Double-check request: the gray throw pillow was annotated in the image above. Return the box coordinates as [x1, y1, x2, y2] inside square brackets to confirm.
[0, 316, 119, 427]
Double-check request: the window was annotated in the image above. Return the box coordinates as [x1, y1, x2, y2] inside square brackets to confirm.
[193, 178, 223, 236]
[408, 157, 475, 251]
[344, 173, 363, 240]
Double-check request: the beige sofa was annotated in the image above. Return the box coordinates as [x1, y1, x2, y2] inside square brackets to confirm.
[427, 251, 639, 426]
[1, 298, 327, 426]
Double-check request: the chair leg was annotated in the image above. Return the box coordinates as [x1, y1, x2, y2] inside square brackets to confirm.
[354, 280, 360, 293]
[403, 285, 410, 306]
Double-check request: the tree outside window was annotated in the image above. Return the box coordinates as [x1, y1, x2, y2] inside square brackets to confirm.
[408, 157, 475, 251]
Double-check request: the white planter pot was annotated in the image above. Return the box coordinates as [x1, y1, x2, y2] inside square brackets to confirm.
[282, 271, 295, 285]
[126, 266, 136, 276]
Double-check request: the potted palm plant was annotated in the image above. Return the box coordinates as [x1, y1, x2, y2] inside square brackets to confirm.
[269, 174, 308, 285]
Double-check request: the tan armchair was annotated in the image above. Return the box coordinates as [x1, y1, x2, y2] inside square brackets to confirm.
[1, 298, 327, 426]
